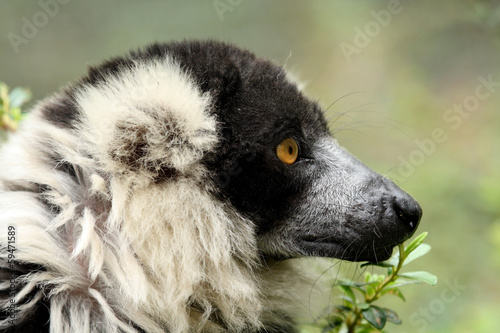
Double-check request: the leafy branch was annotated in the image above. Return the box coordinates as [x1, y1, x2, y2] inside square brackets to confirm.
[0, 82, 31, 133]
[310, 232, 437, 333]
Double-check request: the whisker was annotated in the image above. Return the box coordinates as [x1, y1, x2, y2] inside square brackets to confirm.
[322, 91, 368, 114]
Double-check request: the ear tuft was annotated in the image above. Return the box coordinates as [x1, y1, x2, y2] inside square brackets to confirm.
[73, 58, 218, 183]
[108, 109, 214, 182]
[109, 121, 179, 181]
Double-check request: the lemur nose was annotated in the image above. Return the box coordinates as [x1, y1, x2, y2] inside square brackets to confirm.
[391, 188, 422, 231]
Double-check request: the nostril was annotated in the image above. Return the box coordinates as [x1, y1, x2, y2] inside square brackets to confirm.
[392, 197, 422, 231]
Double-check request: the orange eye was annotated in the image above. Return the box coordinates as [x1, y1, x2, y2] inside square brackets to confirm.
[276, 138, 299, 165]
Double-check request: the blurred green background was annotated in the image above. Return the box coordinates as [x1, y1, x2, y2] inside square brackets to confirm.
[1, 1, 499, 332]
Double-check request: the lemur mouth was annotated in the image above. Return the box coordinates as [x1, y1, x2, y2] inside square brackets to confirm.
[299, 236, 396, 262]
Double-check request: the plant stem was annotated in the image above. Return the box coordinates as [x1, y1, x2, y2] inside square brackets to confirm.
[347, 308, 362, 333]
[366, 244, 405, 303]
[345, 244, 406, 332]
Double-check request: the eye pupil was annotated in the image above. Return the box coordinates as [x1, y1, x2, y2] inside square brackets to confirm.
[288, 146, 293, 155]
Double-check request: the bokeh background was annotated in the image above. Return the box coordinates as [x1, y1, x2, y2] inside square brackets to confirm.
[1, 1, 499, 332]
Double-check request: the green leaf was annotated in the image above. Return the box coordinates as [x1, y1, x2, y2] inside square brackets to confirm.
[403, 244, 431, 266]
[321, 324, 335, 333]
[398, 271, 438, 286]
[356, 328, 373, 333]
[360, 261, 394, 268]
[0, 83, 8, 103]
[338, 322, 348, 333]
[334, 305, 352, 313]
[354, 281, 378, 287]
[321, 317, 343, 333]
[336, 285, 356, 305]
[335, 279, 358, 287]
[380, 253, 400, 267]
[9, 87, 31, 108]
[362, 305, 387, 329]
[10, 107, 24, 121]
[363, 273, 384, 286]
[357, 302, 370, 310]
[383, 308, 402, 325]
[404, 232, 428, 256]
[381, 287, 406, 301]
[334, 280, 368, 295]
[365, 283, 376, 298]
[385, 280, 424, 289]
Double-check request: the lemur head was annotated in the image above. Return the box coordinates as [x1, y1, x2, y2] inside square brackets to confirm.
[51, 40, 421, 263]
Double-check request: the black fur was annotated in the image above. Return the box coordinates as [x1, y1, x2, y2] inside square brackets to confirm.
[40, 89, 79, 129]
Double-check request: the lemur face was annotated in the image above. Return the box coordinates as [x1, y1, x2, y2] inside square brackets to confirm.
[148, 41, 423, 262]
